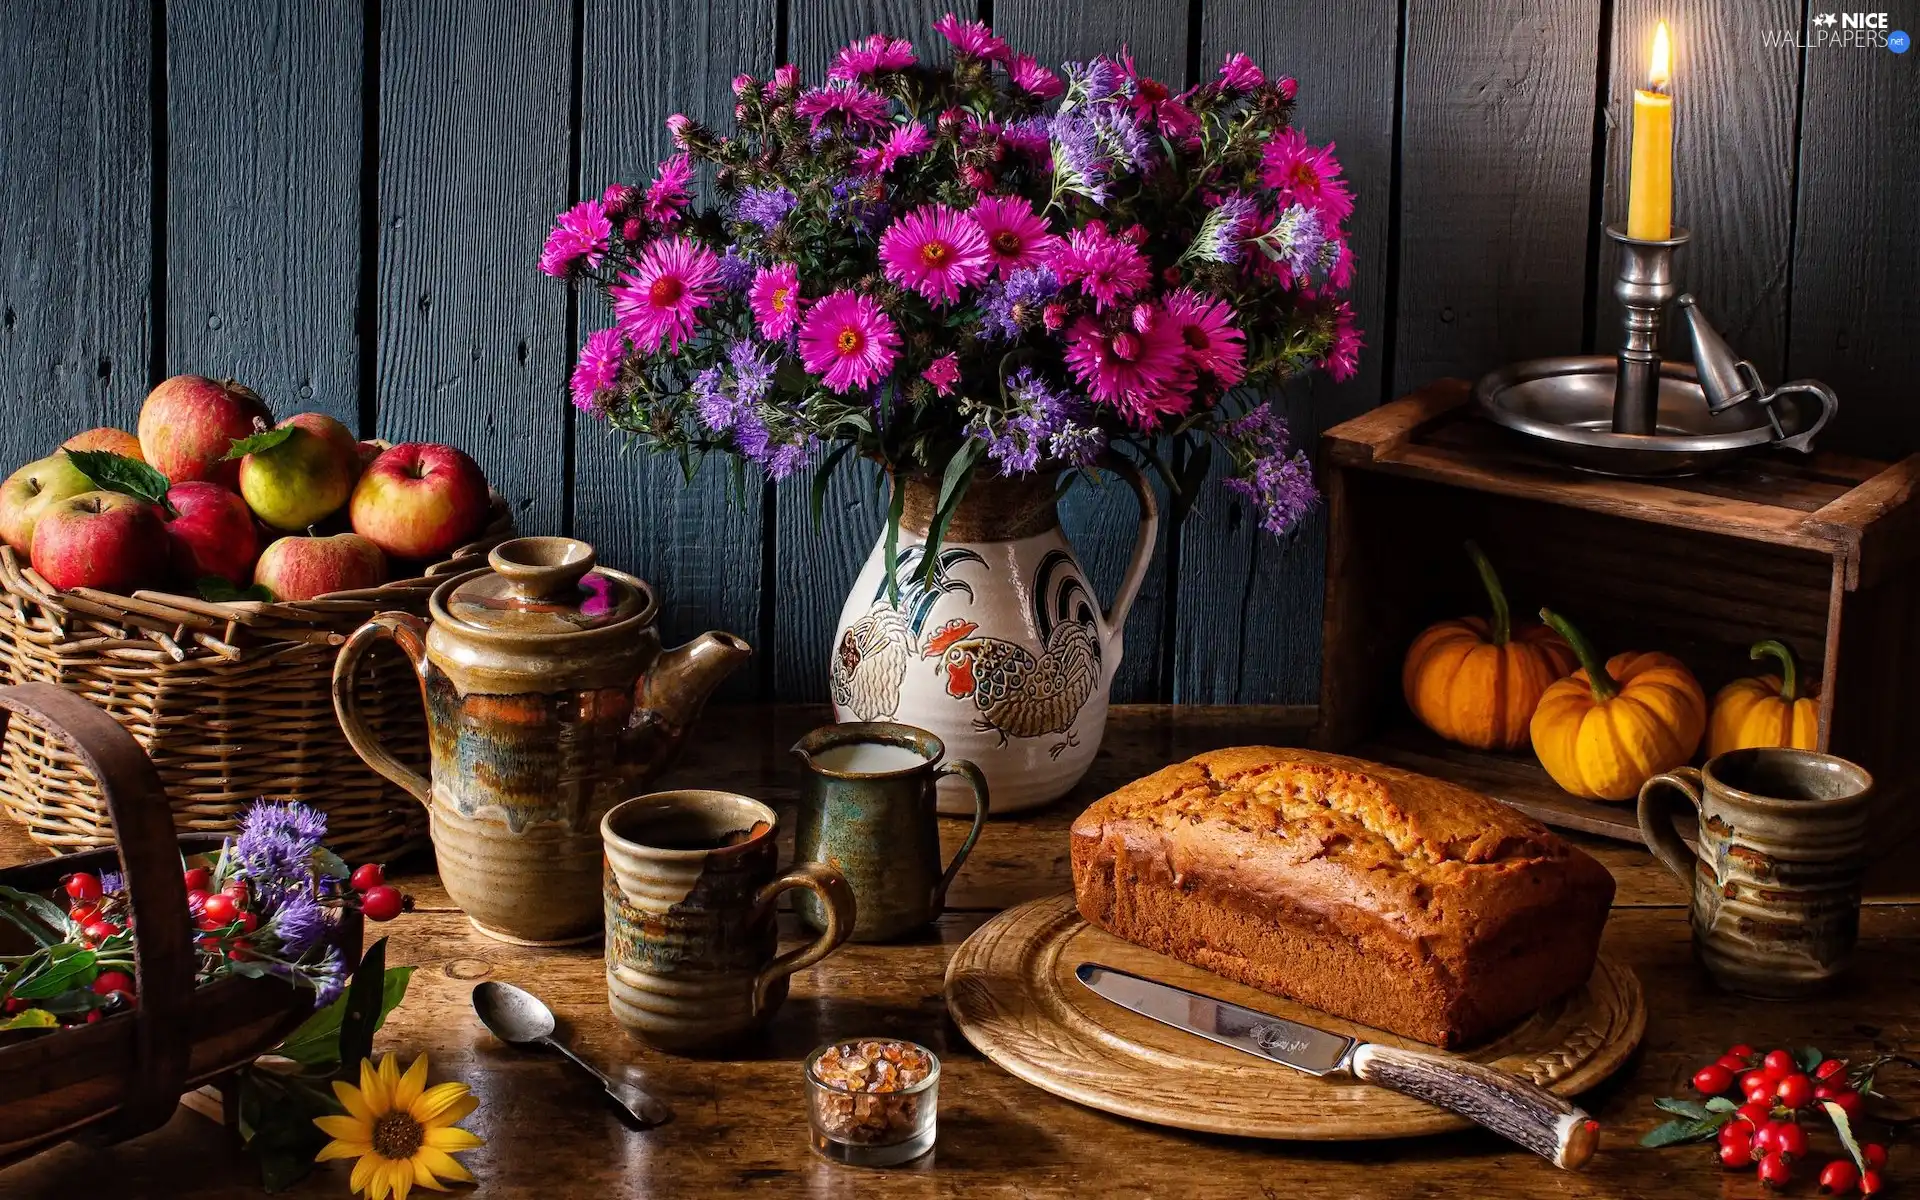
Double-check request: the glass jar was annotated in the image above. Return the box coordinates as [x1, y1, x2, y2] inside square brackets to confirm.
[804, 1038, 940, 1166]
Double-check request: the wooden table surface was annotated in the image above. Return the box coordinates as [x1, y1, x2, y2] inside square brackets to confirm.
[1, 705, 1915, 1198]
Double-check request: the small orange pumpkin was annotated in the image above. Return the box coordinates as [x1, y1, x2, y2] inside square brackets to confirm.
[1706, 639, 1820, 758]
[1402, 543, 1576, 751]
[1528, 609, 1707, 802]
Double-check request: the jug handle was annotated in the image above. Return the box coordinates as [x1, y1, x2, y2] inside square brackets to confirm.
[330, 613, 433, 807]
[1096, 457, 1161, 649]
[751, 862, 856, 1016]
[931, 758, 990, 914]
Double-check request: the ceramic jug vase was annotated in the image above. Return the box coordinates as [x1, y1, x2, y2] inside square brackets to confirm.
[332, 536, 750, 945]
[829, 466, 1158, 813]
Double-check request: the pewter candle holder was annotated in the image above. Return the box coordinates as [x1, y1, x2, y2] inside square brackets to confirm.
[1607, 224, 1690, 435]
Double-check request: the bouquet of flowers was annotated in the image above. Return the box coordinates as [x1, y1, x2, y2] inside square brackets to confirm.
[542, 12, 1358, 568]
[0, 800, 406, 1031]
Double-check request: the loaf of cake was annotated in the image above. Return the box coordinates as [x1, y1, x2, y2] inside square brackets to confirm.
[1070, 747, 1615, 1048]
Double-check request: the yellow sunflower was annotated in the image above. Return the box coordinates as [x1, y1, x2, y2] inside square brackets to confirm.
[314, 1053, 484, 1200]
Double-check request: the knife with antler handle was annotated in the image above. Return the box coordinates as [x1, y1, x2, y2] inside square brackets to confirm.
[1076, 963, 1600, 1170]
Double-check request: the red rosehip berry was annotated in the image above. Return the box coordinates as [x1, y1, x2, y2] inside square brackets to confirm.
[227, 940, 254, 962]
[1778, 1073, 1816, 1110]
[63, 873, 102, 903]
[90, 971, 134, 996]
[1827, 1090, 1864, 1119]
[182, 866, 212, 891]
[1863, 1145, 1888, 1169]
[1746, 1072, 1778, 1103]
[82, 920, 120, 944]
[1695, 1065, 1736, 1095]
[1860, 1169, 1886, 1196]
[359, 885, 405, 922]
[1815, 1059, 1848, 1082]
[85, 1010, 103, 1024]
[1719, 1132, 1756, 1169]
[1719, 1054, 1753, 1074]
[221, 881, 248, 905]
[1772, 1121, 1810, 1160]
[1728, 1044, 1757, 1060]
[1763, 1050, 1798, 1078]
[237, 911, 259, 934]
[350, 863, 385, 892]
[200, 892, 238, 926]
[1739, 1100, 1775, 1127]
[1759, 1150, 1795, 1189]
[1821, 1159, 1862, 1195]
[68, 904, 99, 928]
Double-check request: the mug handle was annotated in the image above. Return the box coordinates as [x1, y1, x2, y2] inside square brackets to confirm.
[931, 758, 990, 914]
[752, 862, 856, 1015]
[1637, 766, 1704, 886]
[330, 612, 433, 807]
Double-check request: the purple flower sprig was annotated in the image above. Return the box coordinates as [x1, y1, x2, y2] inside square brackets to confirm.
[1219, 405, 1318, 536]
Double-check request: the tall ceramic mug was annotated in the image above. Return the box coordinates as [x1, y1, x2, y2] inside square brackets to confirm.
[601, 790, 856, 1053]
[1637, 748, 1873, 998]
[790, 722, 990, 942]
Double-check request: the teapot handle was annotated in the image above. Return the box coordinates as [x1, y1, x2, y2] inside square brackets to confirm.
[330, 613, 433, 807]
[1098, 458, 1161, 646]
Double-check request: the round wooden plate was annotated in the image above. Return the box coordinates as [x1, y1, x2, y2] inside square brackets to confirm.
[944, 893, 1646, 1141]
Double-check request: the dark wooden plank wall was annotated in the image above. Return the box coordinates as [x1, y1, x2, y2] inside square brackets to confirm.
[1, 0, 1909, 705]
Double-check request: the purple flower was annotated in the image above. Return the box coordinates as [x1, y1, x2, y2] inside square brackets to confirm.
[1251, 203, 1326, 277]
[736, 186, 796, 232]
[1183, 192, 1260, 265]
[308, 945, 347, 1008]
[716, 245, 757, 293]
[99, 871, 125, 895]
[979, 266, 1060, 341]
[235, 800, 328, 882]
[763, 440, 812, 480]
[728, 339, 776, 403]
[692, 365, 741, 434]
[272, 891, 330, 957]
[1049, 422, 1104, 466]
[985, 415, 1045, 474]
[1221, 405, 1319, 536]
[1063, 57, 1127, 103]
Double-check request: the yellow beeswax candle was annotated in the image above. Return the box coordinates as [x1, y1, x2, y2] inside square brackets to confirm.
[1626, 22, 1674, 240]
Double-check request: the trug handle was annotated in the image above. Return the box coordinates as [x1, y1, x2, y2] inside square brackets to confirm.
[1350, 1042, 1600, 1170]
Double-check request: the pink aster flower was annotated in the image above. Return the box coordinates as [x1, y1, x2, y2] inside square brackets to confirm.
[933, 13, 1010, 62]
[1063, 311, 1191, 426]
[1325, 300, 1362, 382]
[1161, 289, 1246, 387]
[878, 204, 991, 307]
[798, 291, 901, 393]
[971, 195, 1061, 277]
[1260, 129, 1355, 224]
[794, 82, 892, 133]
[749, 263, 804, 341]
[600, 183, 639, 221]
[763, 64, 800, 101]
[570, 328, 627, 413]
[1047, 222, 1151, 311]
[829, 33, 917, 81]
[610, 236, 719, 354]
[854, 121, 933, 175]
[1217, 53, 1265, 91]
[642, 153, 695, 225]
[922, 354, 961, 396]
[538, 200, 611, 278]
[1008, 54, 1063, 99]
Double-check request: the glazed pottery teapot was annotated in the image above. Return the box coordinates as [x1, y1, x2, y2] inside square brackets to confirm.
[331, 536, 750, 945]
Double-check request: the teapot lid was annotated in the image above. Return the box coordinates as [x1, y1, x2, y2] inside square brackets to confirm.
[440, 537, 652, 637]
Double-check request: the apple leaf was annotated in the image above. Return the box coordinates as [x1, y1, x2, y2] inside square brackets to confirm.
[198, 576, 273, 603]
[64, 449, 174, 515]
[223, 427, 295, 461]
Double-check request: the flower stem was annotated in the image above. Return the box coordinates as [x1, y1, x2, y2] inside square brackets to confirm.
[1750, 638, 1801, 702]
[1464, 540, 1510, 646]
[1539, 608, 1618, 703]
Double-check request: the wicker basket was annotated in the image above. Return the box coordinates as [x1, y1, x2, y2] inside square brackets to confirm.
[0, 502, 513, 863]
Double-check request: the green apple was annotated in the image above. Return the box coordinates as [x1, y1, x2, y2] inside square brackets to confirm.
[236, 413, 361, 532]
[0, 453, 95, 555]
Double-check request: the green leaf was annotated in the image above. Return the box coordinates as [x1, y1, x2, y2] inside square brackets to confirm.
[222, 427, 295, 461]
[65, 450, 174, 513]
[1795, 1046, 1825, 1074]
[309, 847, 351, 881]
[922, 440, 983, 585]
[1704, 1096, 1739, 1113]
[1640, 1116, 1722, 1148]
[809, 442, 855, 529]
[198, 576, 274, 603]
[12, 947, 97, 998]
[34, 989, 104, 1016]
[1823, 1100, 1868, 1172]
[882, 475, 905, 609]
[276, 962, 414, 1068]
[0, 885, 68, 946]
[334, 938, 389, 1078]
[0, 1007, 56, 1032]
[1653, 1097, 1710, 1121]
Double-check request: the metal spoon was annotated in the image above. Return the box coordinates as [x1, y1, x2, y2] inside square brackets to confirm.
[471, 981, 673, 1127]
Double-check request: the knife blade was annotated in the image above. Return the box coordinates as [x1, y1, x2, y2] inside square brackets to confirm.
[1076, 963, 1600, 1171]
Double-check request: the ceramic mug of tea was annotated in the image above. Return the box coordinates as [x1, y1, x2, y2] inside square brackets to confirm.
[1638, 748, 1874, 998]
[601, 790, 856, 1052]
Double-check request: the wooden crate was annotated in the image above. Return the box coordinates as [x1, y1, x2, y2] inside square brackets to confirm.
[1314, 380, 1920, 845]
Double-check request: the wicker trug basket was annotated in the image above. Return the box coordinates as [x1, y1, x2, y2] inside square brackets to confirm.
[0, 501, 512, 863]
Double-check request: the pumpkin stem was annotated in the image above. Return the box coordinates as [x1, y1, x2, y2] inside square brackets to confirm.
[1751, 638, 1800, 702]
[1539, 608, 1619, 703]
[1465, 540, 1510, 646]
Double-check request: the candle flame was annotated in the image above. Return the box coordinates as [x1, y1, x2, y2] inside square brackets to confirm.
[1648, 21, 1672, 90]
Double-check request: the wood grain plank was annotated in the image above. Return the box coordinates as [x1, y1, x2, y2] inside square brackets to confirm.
[573, 0, 770, 692]
[769, 0, 960, 701]
[1590, 0, 1797, 379]
[1392, 0, 1603, 395]
[993, 0, 1186, 702]
[373, 0, 572, 534]
[0, 0, 151, 463]
[165, 0, 362, 425]
[1787, 8, 1920, 456]
[1177, 1, 1400, 703]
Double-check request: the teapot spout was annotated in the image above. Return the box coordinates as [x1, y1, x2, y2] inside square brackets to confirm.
[626, 631, 753, 778]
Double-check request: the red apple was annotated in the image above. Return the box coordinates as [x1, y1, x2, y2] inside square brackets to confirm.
[137, 375, 272, 487]
[165, 482, 259, 587]
[356, 440, 385, 472]
[0, 453, 95, 554]
[29, 491, 170, 592]
[62, 428, 144, 460]
[253, 532, 386, 601]
[349, 443, 489, 560]
[236, 412, 361, 531]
